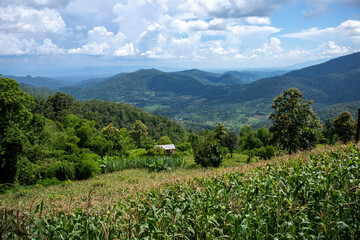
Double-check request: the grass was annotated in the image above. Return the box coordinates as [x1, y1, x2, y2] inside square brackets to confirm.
[1, 143, 359, 239]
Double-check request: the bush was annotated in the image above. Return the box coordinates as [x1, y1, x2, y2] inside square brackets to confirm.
[75, 154, 101, 180]
[194, 139, 225, 168]
[17, 157, 40, 185]
[148, 147, 165, 156]
[256, 145, 276, 160]
[45, 161, 76, 181]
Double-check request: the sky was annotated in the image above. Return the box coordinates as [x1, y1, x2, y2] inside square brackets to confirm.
[1, 0, 360, 77]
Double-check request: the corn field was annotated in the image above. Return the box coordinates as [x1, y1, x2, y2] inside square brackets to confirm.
[1, 145, 360, 239]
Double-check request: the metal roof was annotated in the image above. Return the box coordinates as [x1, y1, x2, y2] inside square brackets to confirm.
[154, 144, 176, 150]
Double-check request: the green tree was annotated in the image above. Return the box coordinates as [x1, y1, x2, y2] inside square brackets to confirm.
[0, 77, 34, 183]
[223, 131, 238, 157]
[212, 123, 227, 144]
[43, 92, 76, 123]
[239, 126, 262, 150]
[269, 88, 319, 154]
[131, 120, 148, 148]
[157, 136, 172, 145]
[193, 136, 225, 168]
[333, 111, 356, 143]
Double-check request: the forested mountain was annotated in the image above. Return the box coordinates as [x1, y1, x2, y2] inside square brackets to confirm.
[5, 75, 65, 89]
[317, 100, 360, 121]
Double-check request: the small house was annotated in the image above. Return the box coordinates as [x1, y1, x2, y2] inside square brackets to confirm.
[154, 144, 176, 156]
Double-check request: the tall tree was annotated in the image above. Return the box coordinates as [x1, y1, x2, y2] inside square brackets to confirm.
[213, 123, 227, 144]
[43, 92, 76, 123]
[269, 88, 319, 154]
[0, 77, 34, 183]
[333, 111, 356, 143]
[131, 120, 148, 148]
[223, 131, 238, 157]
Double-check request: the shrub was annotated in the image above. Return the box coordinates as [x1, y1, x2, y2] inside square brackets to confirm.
[17, 157, 40, 185]
[75, 154, 101, 180]
[45, 161, 75, 181]
[256, 145, 276, 160]
[148, 147, 165, 156]
[194, 139, 225, 168]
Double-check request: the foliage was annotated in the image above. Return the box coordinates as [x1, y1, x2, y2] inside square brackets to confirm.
[43, 92, 77, 123]
[269, 88, 319, 154]
[223, 131, 238, 157]
[256, 145, 276, 160]
[321, 119, 337, 144]
[131, 120, 149, 148]
[212, 123, 227, 144]
[148, 146, 166, 156]
[2, 146, 360, 239]
[0, 77, 34, 183]
[157, 136, 172, 145]
[75, 153, 101, 180]
[298, 127, 318, 150]
[193, 137, 225, 168]
[97, 155, 183, 173]
[333, 111, 356, 143]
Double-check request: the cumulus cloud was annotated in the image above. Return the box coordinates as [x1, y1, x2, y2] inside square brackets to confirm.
[0, 34, 64, 55]
[37, 38, 65, 54]
[282, 20, 360, 43]
[321, 41, 350, 55]
[68, 26, 136, 56]
[0, 6, 66, 33]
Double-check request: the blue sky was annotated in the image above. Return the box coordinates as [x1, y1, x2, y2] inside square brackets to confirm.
[0, 0, 360, 77]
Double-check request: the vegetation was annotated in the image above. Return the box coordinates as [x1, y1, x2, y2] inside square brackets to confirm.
[269, 88, 319, 154]
[333, 111, 356, 143]
[1, 144, 359, 239]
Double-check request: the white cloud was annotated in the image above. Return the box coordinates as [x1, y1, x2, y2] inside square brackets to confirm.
[0, 6, 66, 33]
[282, 20, 360, 43]
[0, 34, 64, 55]
[37, 38, 65, 54]
[303, 0, 360, 18]
[253, 37, 283, 55]
[245, 17, 271, 25]
[114, 43, 136, 57]
[0, 34, 36, 55]
[321, 41, 350, 55]
[68, 26, 133, 56]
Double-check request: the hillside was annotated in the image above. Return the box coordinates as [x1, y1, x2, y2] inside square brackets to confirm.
[22, 51, 360, 130]
[5, 75, 66, 89]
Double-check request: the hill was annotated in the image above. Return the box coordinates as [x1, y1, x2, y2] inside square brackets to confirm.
[317, 100, 360, 121]
[6, 75, 66, 89]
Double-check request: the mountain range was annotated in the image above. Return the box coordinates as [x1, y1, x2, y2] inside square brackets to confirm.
[11, 51, 360, 130]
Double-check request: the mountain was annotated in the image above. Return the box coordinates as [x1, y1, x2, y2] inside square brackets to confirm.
[317, 101, 360, 122]
[224, 70, 287, 84]
[232, 52, 360, 110]
[6, 75, 66, 89]
[19, 83, 55, 98]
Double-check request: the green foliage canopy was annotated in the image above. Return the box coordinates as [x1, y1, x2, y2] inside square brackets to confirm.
[269, 88, 319, 154]
[0, 77, 34, 183]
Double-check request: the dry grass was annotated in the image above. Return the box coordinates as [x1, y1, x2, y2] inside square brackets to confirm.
[1, 143, 357, 214]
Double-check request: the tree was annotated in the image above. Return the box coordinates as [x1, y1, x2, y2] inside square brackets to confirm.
[269, 88, 319, 154]
[157, 136, 172, 145]
[213, 123, 227, 144]
[131, 120, 148, 148]
[333, 111, 356, 143]
[0, 77, 34, 183]
[43, 92, 76, 123]
[193, 137, 225, 168]
[223, 131, 238, 157]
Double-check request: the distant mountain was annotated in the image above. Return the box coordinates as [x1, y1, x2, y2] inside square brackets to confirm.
[224, 70, 287, 84]
[6, 75, 65, 89]
[60, 51, 360, 130]
[19, 83, 55, 98]
[232, 52, 360, 109]
[317, 101, 360, 122]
